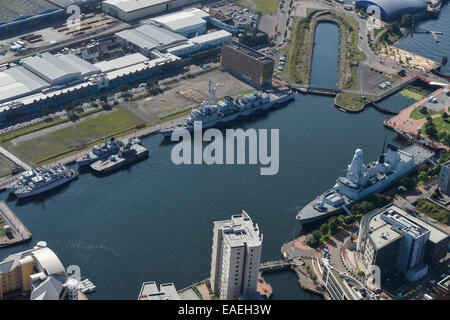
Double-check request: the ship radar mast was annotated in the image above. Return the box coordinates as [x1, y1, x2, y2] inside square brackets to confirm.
[208, 79, 220, 104]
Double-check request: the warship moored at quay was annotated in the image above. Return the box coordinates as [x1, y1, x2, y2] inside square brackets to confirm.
[76, 136, 123, 167]
[7, 164, 78, 199]
[90, 139, 149, 175]
[160, 80, 295, 137]
[296, 143, 435, 224]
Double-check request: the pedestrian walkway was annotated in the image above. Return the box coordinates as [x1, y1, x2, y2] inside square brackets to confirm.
[0, 146, 31, 171]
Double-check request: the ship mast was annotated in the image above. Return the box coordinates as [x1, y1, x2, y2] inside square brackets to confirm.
[208, 78, 220, 104]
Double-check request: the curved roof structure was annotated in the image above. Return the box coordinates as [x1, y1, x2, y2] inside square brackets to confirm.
[356, 0, 427, 20]
[33, 247, 65, 275]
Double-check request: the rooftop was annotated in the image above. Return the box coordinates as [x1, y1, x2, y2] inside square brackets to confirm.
[224, 41, 273, 64]
[138, 281, 180, 300]
[102, 0, 170, 13]
[215, 210, 262, 248]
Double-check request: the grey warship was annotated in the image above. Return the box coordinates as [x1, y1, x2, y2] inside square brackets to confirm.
[296, 143, 434, 224]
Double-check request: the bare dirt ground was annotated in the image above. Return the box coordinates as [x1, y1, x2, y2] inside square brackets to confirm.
[131, 70, 253, 120]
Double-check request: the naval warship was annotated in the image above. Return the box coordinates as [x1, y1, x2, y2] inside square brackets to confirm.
[296, 143, 435, 224]
[90, 139, 148, 175]
[160, 79, 295, 137]
[76, 136, 123, 167]
[12, 164, 78, 199]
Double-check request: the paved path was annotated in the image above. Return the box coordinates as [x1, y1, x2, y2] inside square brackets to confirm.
[0, 145, 31, 171]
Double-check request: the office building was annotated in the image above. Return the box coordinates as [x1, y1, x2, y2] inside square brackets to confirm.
[357, 204, 449, 282]
[210, 210, 262, 300]
[221, 41, 274, 89]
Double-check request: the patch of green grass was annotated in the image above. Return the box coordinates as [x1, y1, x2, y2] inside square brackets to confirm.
[2, 106, 145, 165]
[0, 117, 67, 143]
[432, 116, 450, 135]
[335, 93, 366, 111]
[373, 27, 383, 38]
[409, 105, 443, 120]
[399, 89, 425, 101]
[235, 0, 280, 14]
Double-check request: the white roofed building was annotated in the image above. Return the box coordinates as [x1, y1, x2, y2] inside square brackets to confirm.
[102, 0, 170, 21]
[167, 30, 232, 58]
[150, 7, 209, 37]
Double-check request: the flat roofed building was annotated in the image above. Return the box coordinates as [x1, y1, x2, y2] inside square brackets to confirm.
[210, 210, 262, 300]
[435, 275, 450, 300]
[102, 0, 170, 21]
[438, 160, 450, 195]
[167, 30, 232, 58]
[221, 41, 274, 89]
[150, 7, 208, 37]
[94, 53, 149, 73]
[138, 281, 180, 300]
[357, 204, 450, 282]
[115, 24, 187, 57]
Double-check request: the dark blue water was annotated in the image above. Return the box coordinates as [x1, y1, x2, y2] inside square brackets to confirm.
[310, 23, 339, 88]
[395, 3, 450, 74]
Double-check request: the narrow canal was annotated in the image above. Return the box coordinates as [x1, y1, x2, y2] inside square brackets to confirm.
[309, 23, 340, 88]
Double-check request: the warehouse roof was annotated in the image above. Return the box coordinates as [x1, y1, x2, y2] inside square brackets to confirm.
[21, 53, 83, 85]
[115, 24, 187, 50]
[355, 0, 427, 20]
[57, 54, 101, 77]
[0, 66, 50, 103]
[102, 0, 169, 13]
[151, 9, 208, 33]
[94, 53, 149, 73]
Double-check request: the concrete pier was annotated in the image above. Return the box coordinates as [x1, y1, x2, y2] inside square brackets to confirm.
[0, 200, 31, 248]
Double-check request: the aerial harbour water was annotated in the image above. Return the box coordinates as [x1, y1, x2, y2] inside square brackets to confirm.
[0, 5, 448, 300]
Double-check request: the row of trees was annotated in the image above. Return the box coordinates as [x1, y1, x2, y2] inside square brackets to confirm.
[305, 193, 391, 248]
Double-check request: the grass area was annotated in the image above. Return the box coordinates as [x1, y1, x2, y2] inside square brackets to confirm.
[2, 106, 146, 165]
[431, 116, 450, 135]
[399, 88, 425, 101]
[373, 27, 383, 38]
[0, 155, 17, 178]
[282, 13, 316, 84]
[234, 0, 280, 14]
[335, 93, 366, 111]
[409, 105, 443, 120]
[0, 117, 67, 143]
[415, 198, 450, 225]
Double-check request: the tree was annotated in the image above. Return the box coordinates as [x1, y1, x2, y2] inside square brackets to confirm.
[418, 171, 429, 182]
[328, 217, 340, 234]
[320, 223, 329, 235]
[443, 112, 449, 120]
[399, 14, 415, 28]
[312, 230, 322, 242]
[100, 95, 108, 102]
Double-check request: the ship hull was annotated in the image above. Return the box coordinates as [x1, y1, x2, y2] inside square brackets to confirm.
[14, 174, 78, 199]
[90, 149, 149, 176]
[160, 94, 294, 138]
[297, 160, 421, 225]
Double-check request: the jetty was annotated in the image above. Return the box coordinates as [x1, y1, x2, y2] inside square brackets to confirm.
[0, 200, 32, 248]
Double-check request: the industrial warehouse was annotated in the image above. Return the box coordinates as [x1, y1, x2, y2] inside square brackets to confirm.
[101, 0, 200, 21]
[0, 5, 236, 122]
